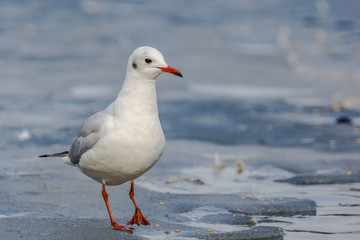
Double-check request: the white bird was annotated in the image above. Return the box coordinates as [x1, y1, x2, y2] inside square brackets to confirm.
[40, 46, 182, 234]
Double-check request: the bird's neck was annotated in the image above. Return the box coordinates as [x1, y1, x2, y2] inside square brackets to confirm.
[114, 76, 159, 119]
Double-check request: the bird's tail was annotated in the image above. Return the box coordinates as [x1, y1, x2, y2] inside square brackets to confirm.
[39, 151, 69, 158]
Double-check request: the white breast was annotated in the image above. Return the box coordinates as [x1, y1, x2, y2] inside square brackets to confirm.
[78, 111, 165, 186]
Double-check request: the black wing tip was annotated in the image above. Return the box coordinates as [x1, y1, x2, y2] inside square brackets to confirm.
[38, 151, 69, 158]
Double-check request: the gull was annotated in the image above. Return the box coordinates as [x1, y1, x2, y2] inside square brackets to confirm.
[40, 46, 182, 234]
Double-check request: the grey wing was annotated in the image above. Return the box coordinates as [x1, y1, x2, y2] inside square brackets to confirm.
[68, 112, 105, 164]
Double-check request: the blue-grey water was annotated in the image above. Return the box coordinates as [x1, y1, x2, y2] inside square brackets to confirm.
[1, 0, 360, 239]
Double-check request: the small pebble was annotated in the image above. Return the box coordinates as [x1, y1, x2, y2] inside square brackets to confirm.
[165, 178, 178, 184]
[180, 177, 204, 185]
[336, 115, 352, 125]
[248, 217, 257, 225]
[191, 178, 205, 185]
[236, 160, 245, 174]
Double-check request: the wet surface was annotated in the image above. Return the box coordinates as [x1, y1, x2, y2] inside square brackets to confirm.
[1, 0, 360, 239]
[160, 99, 360, 152]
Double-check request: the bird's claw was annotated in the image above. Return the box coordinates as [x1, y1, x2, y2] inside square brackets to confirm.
[128, 208, 150, 226]
[111, 222, 134, 234]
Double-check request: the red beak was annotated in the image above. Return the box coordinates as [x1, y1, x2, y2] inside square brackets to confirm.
[158, 66, 183, 78]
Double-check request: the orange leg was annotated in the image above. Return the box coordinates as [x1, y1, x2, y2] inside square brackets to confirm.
[127, 181, 150, 226]
[102, 184, 134, 233]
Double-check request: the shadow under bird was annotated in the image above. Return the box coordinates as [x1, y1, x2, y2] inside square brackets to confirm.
[40, 46, 183, 234]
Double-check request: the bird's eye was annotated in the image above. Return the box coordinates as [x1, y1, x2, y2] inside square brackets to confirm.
[145, 58, 152, 64]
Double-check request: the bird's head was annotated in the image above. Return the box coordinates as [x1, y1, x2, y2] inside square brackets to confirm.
[127, 46, 183, 80]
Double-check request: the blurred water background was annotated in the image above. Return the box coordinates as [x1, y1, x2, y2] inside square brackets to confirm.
[1, 0, 360, 149]
[1, 0, 360, 239]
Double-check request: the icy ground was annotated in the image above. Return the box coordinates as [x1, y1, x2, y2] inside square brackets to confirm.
[0, 0, 360, 239]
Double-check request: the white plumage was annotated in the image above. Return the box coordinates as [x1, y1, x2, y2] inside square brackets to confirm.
[41, 46, 182, 233]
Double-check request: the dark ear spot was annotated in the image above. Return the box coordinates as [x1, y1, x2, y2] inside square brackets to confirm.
[132, 62, 137, 69]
